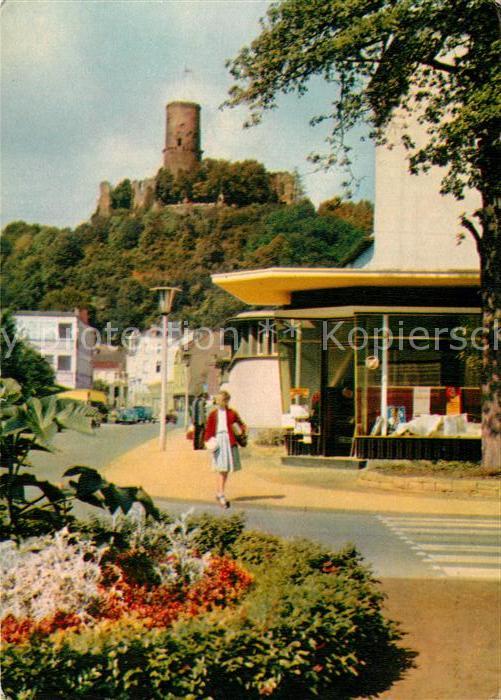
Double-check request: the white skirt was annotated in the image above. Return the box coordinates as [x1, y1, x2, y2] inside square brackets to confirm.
[212, 431, 241, 472]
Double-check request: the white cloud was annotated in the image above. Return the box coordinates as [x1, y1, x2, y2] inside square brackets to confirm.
[1, 1, 80, 71]
[89, 133, 161, 184]
[1, 0, 374, 229]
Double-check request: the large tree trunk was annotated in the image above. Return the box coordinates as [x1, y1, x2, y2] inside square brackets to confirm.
[479, 203, 501, 468]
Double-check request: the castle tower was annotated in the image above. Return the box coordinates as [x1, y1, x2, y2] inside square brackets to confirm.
[163, 101, 202, 176]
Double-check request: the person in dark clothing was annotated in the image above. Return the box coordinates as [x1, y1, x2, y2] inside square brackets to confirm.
[330, 383, 355, 456]
[191, 392, 208, 450]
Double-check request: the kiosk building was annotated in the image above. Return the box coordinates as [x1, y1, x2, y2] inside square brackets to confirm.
[212, 116, 481, 462]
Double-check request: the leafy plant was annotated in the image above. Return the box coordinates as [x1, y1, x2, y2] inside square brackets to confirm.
[2, 522, 415, 699]
[1, 513, 253, 646]
[0, 378, 159, 541]
[254, 428, 285, 446]
[1, 528, 103, 637]
[230, 529, 284, 566]
[0, 310, 56, 398]
[186, 510, 246, 556]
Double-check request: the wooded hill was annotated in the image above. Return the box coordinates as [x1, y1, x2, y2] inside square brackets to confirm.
[2, 193, 372, 336]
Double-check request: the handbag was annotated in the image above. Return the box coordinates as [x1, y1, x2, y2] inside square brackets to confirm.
[205, 437, 218, 452]
[232, 422, 247, 447]
[186, 424, 195, 440]
[235, 433, 248, 447]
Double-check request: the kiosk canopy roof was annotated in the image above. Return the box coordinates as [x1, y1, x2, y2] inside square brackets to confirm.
[212, 268, 479, 306]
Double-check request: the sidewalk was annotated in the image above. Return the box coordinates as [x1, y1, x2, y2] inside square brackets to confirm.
[378, 577, 500, 700]
[104, 430, 501, 698]
[104, 429, 499, 516]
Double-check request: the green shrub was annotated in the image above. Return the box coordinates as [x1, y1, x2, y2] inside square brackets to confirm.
[186, 511, 246, 555]
[230, 529, 284, 567]
[3, 523, 415, 699]
[369, 459, 499, 479]
[253, 428, 285, 446]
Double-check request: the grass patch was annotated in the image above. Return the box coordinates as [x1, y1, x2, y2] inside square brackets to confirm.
[369, 460, 500, 479]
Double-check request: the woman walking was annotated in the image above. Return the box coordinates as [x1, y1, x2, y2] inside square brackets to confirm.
[204, 390, 246, 509]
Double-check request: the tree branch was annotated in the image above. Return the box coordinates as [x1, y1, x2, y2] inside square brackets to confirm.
[461, 215, 482, 247]
[423, 59, 456, 74]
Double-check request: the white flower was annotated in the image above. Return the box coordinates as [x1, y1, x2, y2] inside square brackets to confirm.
[1, 529, 103, 622]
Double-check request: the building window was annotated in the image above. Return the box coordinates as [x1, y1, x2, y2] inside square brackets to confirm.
[257, 322, 277, 356]
[177, 137, 182, 146]
[58, 323, 72, 340]
[57, 355, 72, 371]
[355, 313, 482, 436]
[156, 362, 161, 373]
[233, 322, 278, 359]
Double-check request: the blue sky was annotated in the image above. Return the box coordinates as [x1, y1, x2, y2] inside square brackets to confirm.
[1, 0, 374, 229]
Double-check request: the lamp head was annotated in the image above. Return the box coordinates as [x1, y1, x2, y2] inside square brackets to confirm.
[150, 286, 181, 314]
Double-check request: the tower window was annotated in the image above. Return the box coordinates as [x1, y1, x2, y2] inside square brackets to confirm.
[177, 138, 182, 146]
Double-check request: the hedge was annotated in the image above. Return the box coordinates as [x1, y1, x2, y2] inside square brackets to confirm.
[2, 513, 415, 698]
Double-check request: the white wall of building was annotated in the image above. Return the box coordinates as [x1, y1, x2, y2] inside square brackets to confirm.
[126, 329, 181, 408]
[15, 312, 94, 389]
[369, 116, 480, 272]
[93, 367, 120, 385]
[225, 358, 282, 430]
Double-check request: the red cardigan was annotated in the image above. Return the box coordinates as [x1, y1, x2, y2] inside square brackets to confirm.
[204, 408, 246, 447]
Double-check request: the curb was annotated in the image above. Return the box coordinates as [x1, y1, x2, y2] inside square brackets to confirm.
[358, 470, 500, 497]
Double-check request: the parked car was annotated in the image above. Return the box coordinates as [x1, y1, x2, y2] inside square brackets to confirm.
[116, 407, 140, 424]
[133, 406, 154, 423]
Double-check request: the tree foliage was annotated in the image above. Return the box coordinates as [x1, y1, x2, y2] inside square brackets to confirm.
[1, 201, 366, 333]
[111, 179, 133, 210]
[225, 0, 500, 466]
[155, 158, 278, 207]
[0, 312, 56, 399]
[318, 198, 373, 235]
[0, 377, 160, 541]
[226, 0, 500, 198]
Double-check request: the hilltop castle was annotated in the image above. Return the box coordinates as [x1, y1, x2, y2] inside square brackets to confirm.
[163, 101, 202, 176]
[96, 101, 296, 216]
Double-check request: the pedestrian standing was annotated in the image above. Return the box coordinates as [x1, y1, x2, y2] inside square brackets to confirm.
[191, 392, 208, 450]
[204, 390, 246, 508]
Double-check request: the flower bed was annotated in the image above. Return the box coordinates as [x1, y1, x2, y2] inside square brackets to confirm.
[2, 511, 415, 698]
[1, 514, 252, 644]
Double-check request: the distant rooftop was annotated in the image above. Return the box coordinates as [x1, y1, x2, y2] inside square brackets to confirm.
[15, 310, 79, 317]
[15, 310, 93, 327]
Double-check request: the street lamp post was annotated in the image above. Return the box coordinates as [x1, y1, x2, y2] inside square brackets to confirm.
[182, 350, 191, 429]
[151, 286, 181, 451]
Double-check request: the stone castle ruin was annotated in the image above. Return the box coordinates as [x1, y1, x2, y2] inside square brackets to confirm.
[97, 100, 296, 216]
[163, 101, 202, 176]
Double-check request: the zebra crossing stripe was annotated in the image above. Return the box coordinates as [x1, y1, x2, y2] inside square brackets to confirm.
[387, 524, 500, 532]
[416, 544, 500, 553]
[380, 517, 499, 526]
[426, 554, 499, 565]
[377, 514, 501, 580]
[440, 566, 501, 579]
[391, 529, 500, 538]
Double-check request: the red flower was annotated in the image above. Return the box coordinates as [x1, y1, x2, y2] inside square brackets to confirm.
[2, 556, 253, 644]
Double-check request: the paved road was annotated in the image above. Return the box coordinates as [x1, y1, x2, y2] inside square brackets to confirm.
[159, 498, 501, 580]
[31, 424, 501, 581]
[31, 422, 161, 482]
